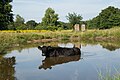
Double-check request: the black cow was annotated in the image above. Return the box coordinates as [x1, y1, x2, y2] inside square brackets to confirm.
[38, 46, 81, 57]
[39, 55, 81, 70]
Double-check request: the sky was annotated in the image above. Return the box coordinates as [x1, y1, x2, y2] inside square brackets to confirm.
[11, 0, 120, 23]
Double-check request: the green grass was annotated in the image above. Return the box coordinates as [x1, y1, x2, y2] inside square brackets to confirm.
[81, 27, 120, 41]
[0, 27, 120, 54]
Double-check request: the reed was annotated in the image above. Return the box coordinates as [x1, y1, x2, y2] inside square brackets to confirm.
[98, 68, 120, 80]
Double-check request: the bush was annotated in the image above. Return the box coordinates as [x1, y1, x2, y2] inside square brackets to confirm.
[47, 26, 58, 31]
[35, 25, 47, 30]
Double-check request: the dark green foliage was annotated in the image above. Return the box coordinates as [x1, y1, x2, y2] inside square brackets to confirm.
[15, 14, 25, 26]
[14, 14, 26, 30]
[26, 20, 38, 29]
[87, 6, 120, 29]
[86, 16, 100, 29]
[66, 12, 83, 30]
[35, 21, 72, 31]
[7, 22, 16, 30]
[38, 7, 60, 30]
[57, 21, 72, 30]
[47, 26, 57, 31]
[41, 7, 59, 27]
[99, 6, 120, 29]
[16, 24, 27, 30]
[35, 25, 47, 30]
[0, 0, 13, 30]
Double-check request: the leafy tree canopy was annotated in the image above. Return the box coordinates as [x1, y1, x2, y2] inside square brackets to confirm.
[26, 20, 37, 29]
[14, 14, 26, 30]
[66, 12, 83, 26]
[87, 6, 120, 29]
[15, 14, 25, 24]
[0, 0, 13, 30]
[41, 7, 59, 27]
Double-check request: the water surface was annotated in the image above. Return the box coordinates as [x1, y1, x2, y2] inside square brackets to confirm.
[1, 42, 120, 80]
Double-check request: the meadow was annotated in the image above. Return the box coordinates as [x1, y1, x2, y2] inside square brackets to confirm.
[0, 27, 120, 54]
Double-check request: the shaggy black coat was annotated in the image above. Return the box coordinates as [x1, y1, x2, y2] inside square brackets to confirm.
[38, 46, 81, 57]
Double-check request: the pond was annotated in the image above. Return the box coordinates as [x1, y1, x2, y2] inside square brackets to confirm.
[1, 41, 120, 80]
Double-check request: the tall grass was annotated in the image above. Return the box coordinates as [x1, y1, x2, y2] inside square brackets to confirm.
[98, 68, 120, 80]
[99, 73, 120, 80]
[81, 27, 120, 41]
[0, 27, 120, 53]
[0, 30, 72, 53]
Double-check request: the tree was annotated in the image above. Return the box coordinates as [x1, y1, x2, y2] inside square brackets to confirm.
[57, 21, 72, 30]
[41, 7, 59, 27]
[15, 14, 25, 25]
[87, 6, 120, 29]
[0, 0, 13, 30]
[35, 25, 47, 30]
[14, 14, 26, 30]
[26, 20, 37, 29]
[66, 12, 83, 30]
[98, 6, 120, 29]
[7, 22, 16, 30]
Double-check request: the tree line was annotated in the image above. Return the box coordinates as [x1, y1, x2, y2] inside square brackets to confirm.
[86, 6, 120, 29]
[12, 8, 83, 30]
[0, 1, 120, 30]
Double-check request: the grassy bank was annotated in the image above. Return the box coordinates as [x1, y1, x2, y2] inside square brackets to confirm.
[81, 27, 120, 41]
[0, 27, 120, 54]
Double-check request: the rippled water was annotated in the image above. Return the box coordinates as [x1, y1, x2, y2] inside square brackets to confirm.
[1, 42, 120, 80]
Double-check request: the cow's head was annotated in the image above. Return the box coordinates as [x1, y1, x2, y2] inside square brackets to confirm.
[38, 46, 52, 56]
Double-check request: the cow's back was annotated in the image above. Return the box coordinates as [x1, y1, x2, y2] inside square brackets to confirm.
[49, 47, 80, 57]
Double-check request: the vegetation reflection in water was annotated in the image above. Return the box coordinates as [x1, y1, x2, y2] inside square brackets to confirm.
[1, 41, 120, 80]
[0, 56, 16, 80]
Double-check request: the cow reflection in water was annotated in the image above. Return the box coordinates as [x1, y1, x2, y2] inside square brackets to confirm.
[0, 56, 16, 80]
[38, 46, 81, 70]
[39, 55, 81, 70]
